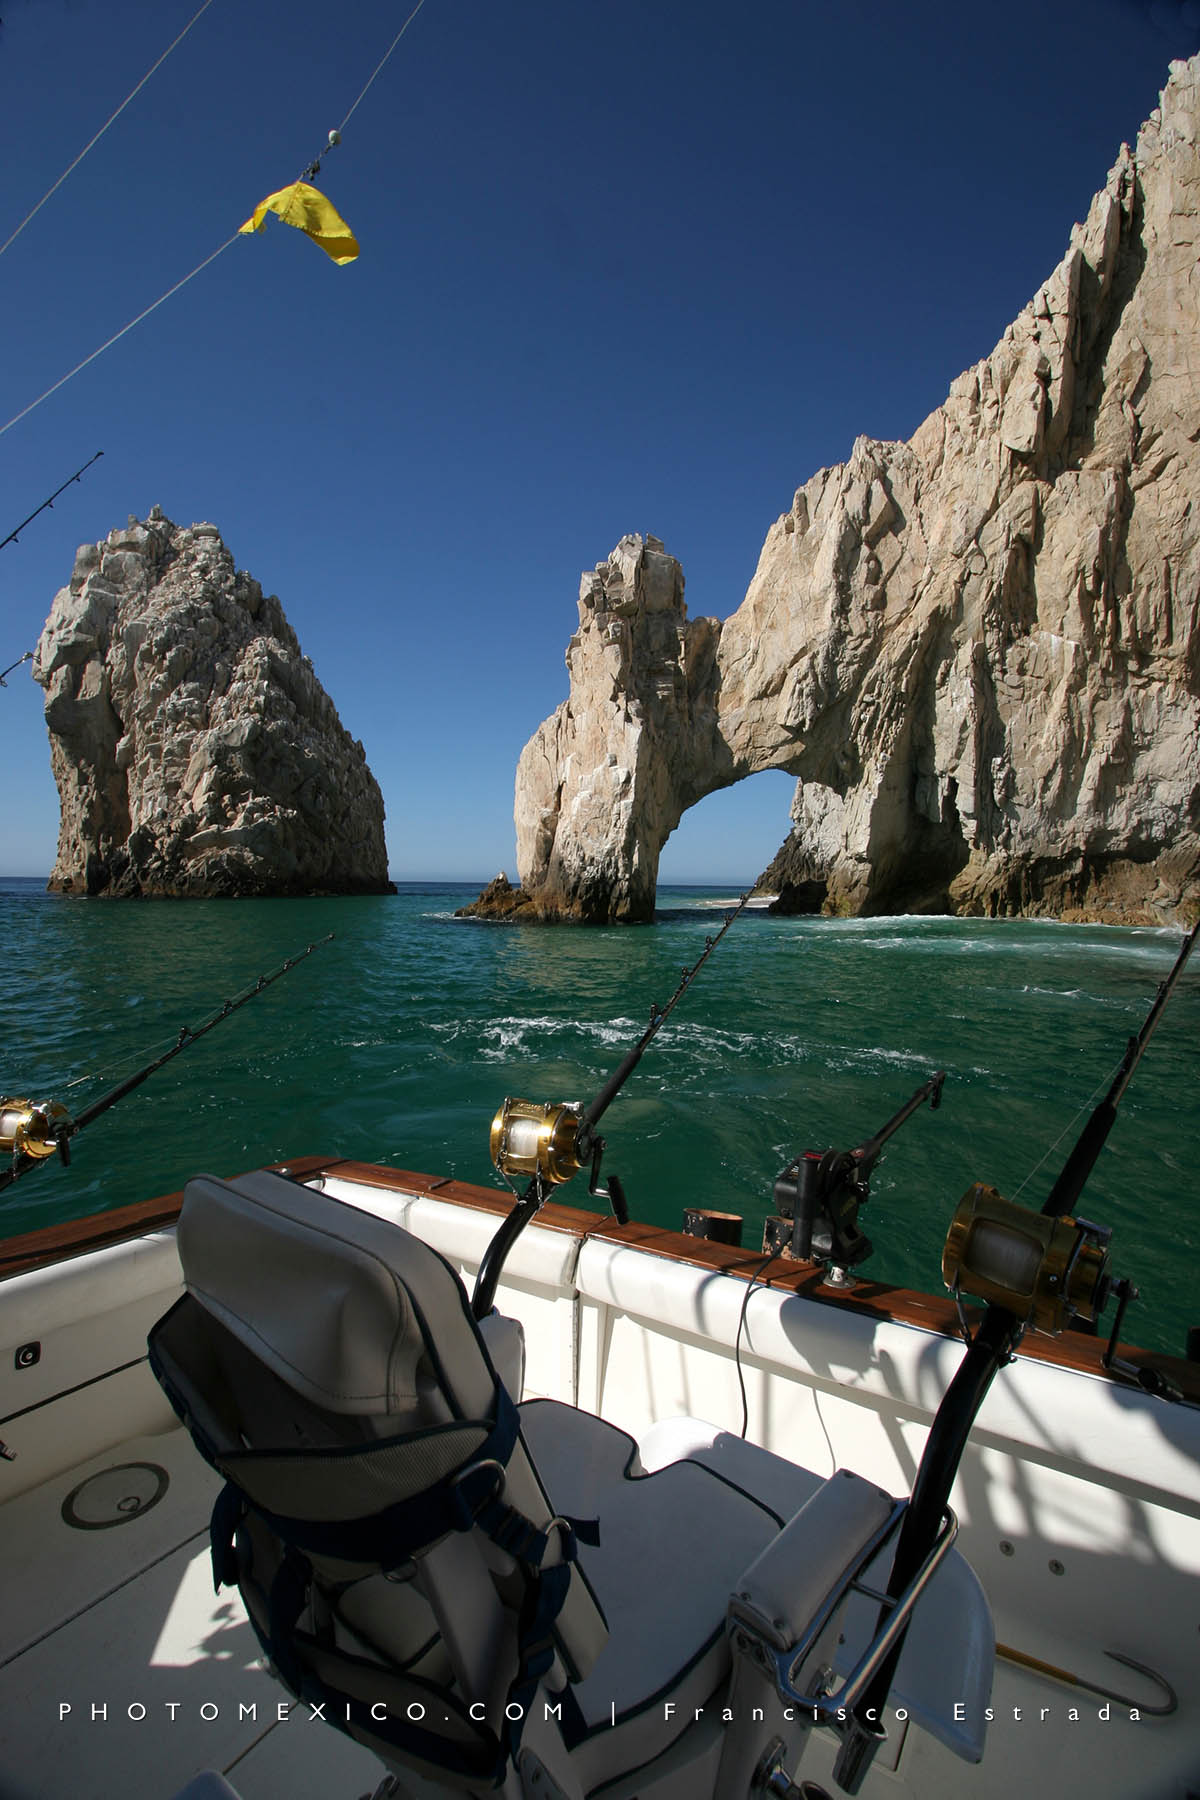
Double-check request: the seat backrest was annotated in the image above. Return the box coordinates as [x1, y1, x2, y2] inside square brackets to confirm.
[149, 1169, 608, 1790]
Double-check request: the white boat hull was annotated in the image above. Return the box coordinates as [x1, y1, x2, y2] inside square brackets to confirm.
[2, 1161, 1197, 1799]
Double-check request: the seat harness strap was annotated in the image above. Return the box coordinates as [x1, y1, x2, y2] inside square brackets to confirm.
[207, 1380, 597, 1788]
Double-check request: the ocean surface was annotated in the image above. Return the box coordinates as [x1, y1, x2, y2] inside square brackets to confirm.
[2, 877, 1197, 1359]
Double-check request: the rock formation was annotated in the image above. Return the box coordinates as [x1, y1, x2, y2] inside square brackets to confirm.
[34, 509, 393, 896]
[507, 534, 723, 922]
[488, 56, 1200, 926]
[454, 871, 541, 920]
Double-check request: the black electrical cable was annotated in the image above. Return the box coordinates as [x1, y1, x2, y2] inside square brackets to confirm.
[735, 1252, 785, 1437]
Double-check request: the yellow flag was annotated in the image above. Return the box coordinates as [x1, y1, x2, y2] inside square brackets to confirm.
[239, 180, 359, 265]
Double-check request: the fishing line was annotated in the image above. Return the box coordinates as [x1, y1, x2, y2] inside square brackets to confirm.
[61, 1015, 230, 1093]
[0, 0, 219, 260]
[1007, 1060, 1122, 1203]
[474, 894, 754, 1318]
[0, 937, 334, 1191]
[60, 938, 335, 1095]
[1010, 923, 1198, 1207]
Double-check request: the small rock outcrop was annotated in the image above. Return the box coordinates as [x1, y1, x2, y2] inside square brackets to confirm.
[34, 509, 393, 897]
[454, 872, 539, 920]
[485, 56, 1200, 927]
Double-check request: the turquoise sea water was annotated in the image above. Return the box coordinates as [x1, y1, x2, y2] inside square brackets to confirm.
[2, 877, 1197, 1359]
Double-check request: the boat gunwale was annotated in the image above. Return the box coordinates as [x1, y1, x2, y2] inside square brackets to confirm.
[2, 1154, 1198, 1404]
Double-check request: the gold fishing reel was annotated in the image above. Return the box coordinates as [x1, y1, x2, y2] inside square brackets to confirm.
[490, 1098, 585, 1186]
[942, 1183, 1112, 1336]
[0, 1096, 73, 1162]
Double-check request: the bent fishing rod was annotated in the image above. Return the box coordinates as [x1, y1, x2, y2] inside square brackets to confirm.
[834, 918, 1197, 1793]
[0, 935, 332, 1192]
[472, 893, 753, 1318]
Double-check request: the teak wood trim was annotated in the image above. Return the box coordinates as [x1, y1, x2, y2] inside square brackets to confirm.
[2, 1156, 1196, 1403]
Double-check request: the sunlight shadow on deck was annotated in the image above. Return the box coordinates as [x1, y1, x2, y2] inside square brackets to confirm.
[0, 1425, 382, 1800]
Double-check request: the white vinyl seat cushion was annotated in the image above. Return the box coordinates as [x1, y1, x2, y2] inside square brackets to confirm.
[624, 1415, 993, 1763]
[517, 1400, 786, 1784]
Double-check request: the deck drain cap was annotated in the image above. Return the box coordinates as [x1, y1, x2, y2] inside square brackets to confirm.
[61, 1462, 169, 1530]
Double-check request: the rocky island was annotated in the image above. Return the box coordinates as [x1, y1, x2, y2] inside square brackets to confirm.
[469, 56, 1200, 927]
[34, 509, 392, 897]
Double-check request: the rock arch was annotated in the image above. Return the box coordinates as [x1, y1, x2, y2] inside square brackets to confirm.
[508, 62, 1200, 926]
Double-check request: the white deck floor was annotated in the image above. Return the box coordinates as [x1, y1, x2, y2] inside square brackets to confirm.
[2, 1416, 1194, 1800]
[0, 1423, 385, 1800]
[2, 1173, 1196, 1800]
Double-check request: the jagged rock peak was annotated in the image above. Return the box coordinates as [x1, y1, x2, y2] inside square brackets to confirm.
[34, 509, 393, 897]
[489, 56, 1200, 927]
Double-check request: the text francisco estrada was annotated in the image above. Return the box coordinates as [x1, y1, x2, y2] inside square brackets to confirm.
[57, 1696, 1148, 1730]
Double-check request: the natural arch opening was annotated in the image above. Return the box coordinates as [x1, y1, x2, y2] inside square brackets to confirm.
[656, 768, 800, 893]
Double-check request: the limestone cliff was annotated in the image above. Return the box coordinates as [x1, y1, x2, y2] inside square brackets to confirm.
[34, 509, 393, 897]
[499, 56, 1200, 926]
[511, 535, 721, 922]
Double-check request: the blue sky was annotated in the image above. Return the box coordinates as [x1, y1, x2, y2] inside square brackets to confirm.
[2, 0, 1198, 884]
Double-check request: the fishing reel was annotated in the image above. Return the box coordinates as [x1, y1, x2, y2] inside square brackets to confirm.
[474, 901, 753, 1326]
[489, 1095, 629, 1224]
[0, 1097, 73, 1167]
[489, 1098, 584, 1186]
[942, 1184, 1112, 1336]
[764, 1149, 874, 1273]
[762, 1074, 945, 1279]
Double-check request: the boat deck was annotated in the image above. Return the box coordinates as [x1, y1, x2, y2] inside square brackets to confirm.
[2, 1165, 1198, 1799]
[1, 1412, 1193, 1800]
[0, 1422, 384, 1800]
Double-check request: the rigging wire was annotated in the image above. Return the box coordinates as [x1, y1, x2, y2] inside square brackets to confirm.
[0, 236, 240, 440]
[291, 0, 429, 187]
[0, 0, 218, 261]
[338, 0, 429, 134]
[0, 1, 432, 440]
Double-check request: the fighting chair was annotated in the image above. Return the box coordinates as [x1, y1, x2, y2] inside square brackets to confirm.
[150, 1170, 992, 1800]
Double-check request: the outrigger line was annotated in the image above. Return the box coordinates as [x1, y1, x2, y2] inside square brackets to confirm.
[473, 891, 754, 1317]
[0, 936, 333, 1192]
[0, 4, 431, 437]
[0, 3, 217, 260]
[1, 451, 104, 553]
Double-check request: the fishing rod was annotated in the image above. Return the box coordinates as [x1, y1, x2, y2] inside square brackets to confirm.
[1, 451, 104, 552]
[0, 935, 333, 1192]
[833, 920, 1197, 1793]
[472, 892, 753, 1318]
[0, 652, 33, 687]
[1042, 919, 1199, 1218]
